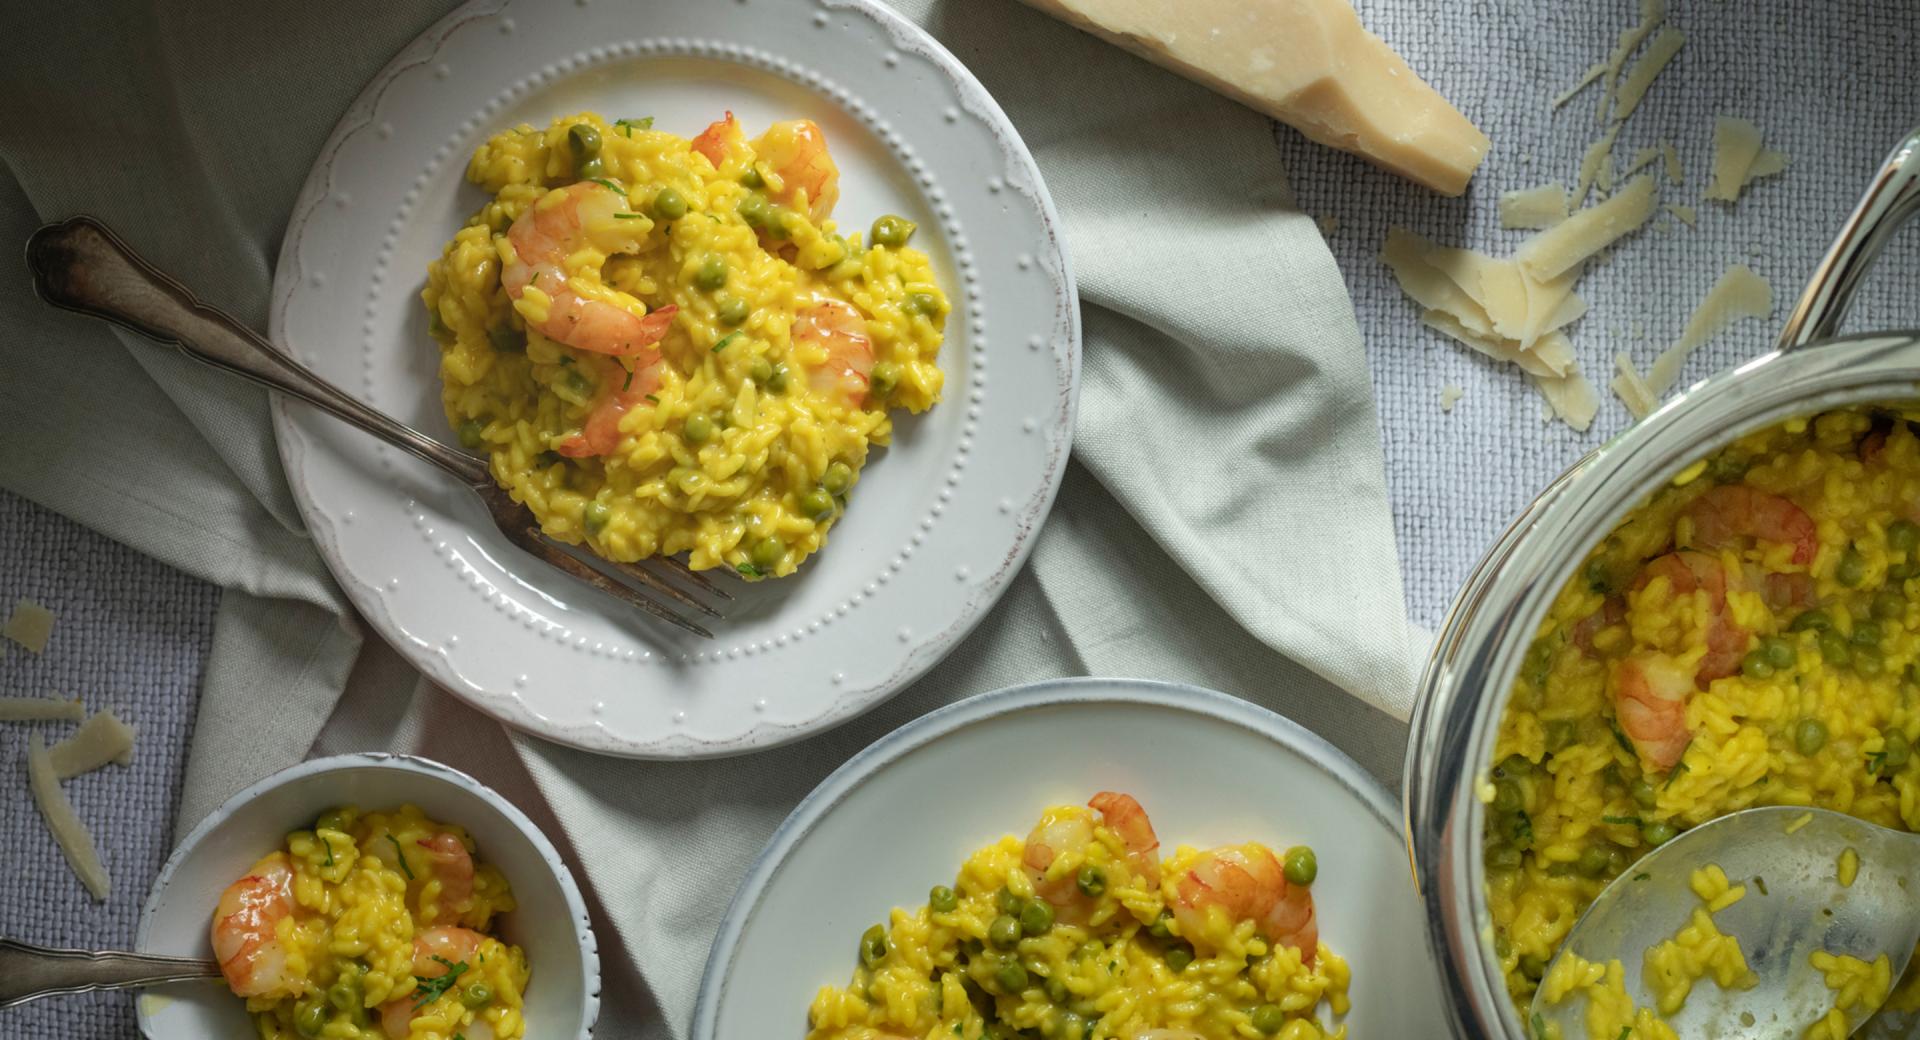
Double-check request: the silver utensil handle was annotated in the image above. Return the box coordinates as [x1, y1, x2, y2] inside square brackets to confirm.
[24, 215, 491, 488]
[1779, 128, 1920, 350]
[0, 939, 222, 1008]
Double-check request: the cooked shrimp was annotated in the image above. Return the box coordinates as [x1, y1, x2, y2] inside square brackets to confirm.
[1613, 653, 1694, 770]
[1683, 485, 1818, 566]
[752, 119, 839, 221]
[794, 299, 873, 409]
[1170, 843, 1317, 964]
[1631, 551, 1748, 682]
[555, 357, 663, 459]
[690, 111, 744, 169]
[501, 182, 677, 358]
[211, 852, 300, 998]
[378, 926, 492, 1040]
[417, 832, 476, 918]
[1023, 792, 1162, 924]
[1571, 596, 1626, 658]
[1749, 566, 1817, 613]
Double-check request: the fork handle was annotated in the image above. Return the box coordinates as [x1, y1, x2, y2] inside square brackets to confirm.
[25, 215, 490, 488]
[0, 938, 222, 1008]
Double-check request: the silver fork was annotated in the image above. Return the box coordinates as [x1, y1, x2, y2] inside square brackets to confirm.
[25, 215, 728, 638]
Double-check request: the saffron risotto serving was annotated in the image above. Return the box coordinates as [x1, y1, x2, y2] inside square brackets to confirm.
[210, 804, 528, 1040]
[424, 111, 947, 579]
[808, 792, 1349, 1040]
[1486, 404, 1920, 1037]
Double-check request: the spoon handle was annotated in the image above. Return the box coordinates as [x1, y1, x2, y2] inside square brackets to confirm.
[0, 938, 222, 1008]
[1778, 127, 1920, 349]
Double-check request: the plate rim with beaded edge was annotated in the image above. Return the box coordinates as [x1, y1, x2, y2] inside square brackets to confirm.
[691, 677, 1450, 1038]
[266, 0, 1080, 758]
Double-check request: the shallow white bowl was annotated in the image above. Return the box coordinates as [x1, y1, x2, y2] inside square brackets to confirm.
[135, 753, 597, 1039]
[693, 677, 1446, 1038]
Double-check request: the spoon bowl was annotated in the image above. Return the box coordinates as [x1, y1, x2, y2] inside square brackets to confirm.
[1531, 806, 1920, 1039]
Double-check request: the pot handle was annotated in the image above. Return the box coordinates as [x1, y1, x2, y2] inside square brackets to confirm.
[1778, 128, 1920, 350]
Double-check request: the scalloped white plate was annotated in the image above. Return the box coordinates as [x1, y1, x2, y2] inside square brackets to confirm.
[692, 679, 1449, 1038]
[268, 0, 1079, 757]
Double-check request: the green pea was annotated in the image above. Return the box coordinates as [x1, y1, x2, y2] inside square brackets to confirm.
[740, 165, 765, 189]
[1576, 845, 1613, 878]
[1492, 779, 1523, 814]
[326, 973, 361, 1013]
[684, 412, 714, 444]
[1165, 945, 1193, 972]
[1791, 609, 1834, 632]
[455, 419, 485, 451]
[694, 254, 728, 291]
[1821, 632, 1853, 666]
[314, 809, 348, 834]
[460, 982, 492, 1009]
[1518, 954, 1547, 981]
[800, 488, 835, 521]
[582, 501, 612, 536]
[1795, 718, 1830, 756]
[1856, 647, 1886, 677]
[869, 361, 900, 397]
[1764, 637, 1797, 670]
[1020, 899, 1055, 936]
[651, 186, 688, 220]
[1282, 846, 1317, 886]
[294, 1001, 328, 1038]
[870, 215, 916, 248]
[929, 885, 958, 913]
[1707, 453, 1751, 485]
[1147, 909, 1175, 939]
[1630, 778, 1657, 809]
[428, 309, 452, 341]
[1873, 591, 1906, 622]
[904, 291, 938, 316]
[1544, 719, 1578, 752]
[750, 537, 783, 570]
[996, 958, 1029, 992]
[990, 914, 1023, 948]
[1886, 731, 1912, 769]
[746, 357, 774, 386]
[859, 924, 888, 967]
[568, 123, 602, 161]
[577, 156, 607, 180]
[1076, 866, 1106, 898]
[1251, 1003, 1287, 1035]
[1497, 754, 1536, 779]
[719, 297, 750, 326]
[1890, 563, 1917, 583]
[766, 363, 790, 393]
[823, 462, 853, 496]
[1838, 547, 1868, 587]
[1741, 651, 1775, 680]
[488, 323, 525, 353]
[1485, 843, 1523, 870]
[1891, 520, 1920, 555]
[563, 367, 594, 398]
[993, 887, 1022, 915]
[1853, 621, 1885, 647]
[1043, 976, 1069, 1005]
[1642, 820, 1678, 847]
[737, 192, 771, 229]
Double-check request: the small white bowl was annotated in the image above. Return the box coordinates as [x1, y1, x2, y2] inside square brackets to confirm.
[135, 753, 598, 1039]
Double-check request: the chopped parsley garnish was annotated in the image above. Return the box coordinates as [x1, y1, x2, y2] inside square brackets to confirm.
[1617, 1028, 1632, 1040]
[587, 177, 625, 194]
[411, 957, 468, 1008]
[1532, 1011, 1547, 1039]
[386, 835, 415, 880]
[735, 562, 761, 578]
[644, 394, 659, 404]
[320, 833, 334, 868]
[622, 367, 635, 390]
[1601, 815, 1643, 827]
[612, 212, 647, 219]
[614, 116, 654, 137]
[712, 331, 741, 353]
[1632, 872, 1651, 881]
[1868, 750, 1889, 775]
[1609, 721, 1635, 756]
[1753, 875, 1769, 896]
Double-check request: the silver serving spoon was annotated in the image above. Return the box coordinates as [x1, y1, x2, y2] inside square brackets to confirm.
[1529, 807, 1920, 1039]
[0, 938, 220, 1008]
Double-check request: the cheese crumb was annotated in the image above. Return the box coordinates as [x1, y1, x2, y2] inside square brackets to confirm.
[3, 600, 55, 654]
[1499, 183, 1570, 230]
[1648, 264, 1774, 393]
[1316, 214, 1340, 236]
[1440, 384, 1465, 412]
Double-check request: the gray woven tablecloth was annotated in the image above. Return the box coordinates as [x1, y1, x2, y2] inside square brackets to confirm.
[4, 1, 1920, 1038]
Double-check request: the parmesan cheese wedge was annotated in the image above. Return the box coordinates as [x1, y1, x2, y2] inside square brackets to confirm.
[0, 696, 85, 722]
[28, 732, 110, 900]
[1500, 183, 1570, 230]
[49, 710, 137, 779]
[1648, 264, 1774, 393]
[1519, 174, 1660, 282]
[1610, 27, 1685, 124]
[1611, 353, 1660, 419]
[3, 600, 55, 653]
[1018, 0, 1491, 194]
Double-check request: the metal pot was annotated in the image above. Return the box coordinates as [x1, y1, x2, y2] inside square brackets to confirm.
[1404, 127, 1920, 1039]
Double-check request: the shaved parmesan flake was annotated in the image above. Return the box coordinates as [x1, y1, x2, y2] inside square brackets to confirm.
[1574, 126, 1622, 207]
[1662, 141, 1683, 185]
[1664, 203, 1697, 227]
[1529, 367, 1601, 431]
[1381, 229, 1497, 337]
[1597, 0, 1667, 124]
[28, 732, 110, 900]
[1316, 214, 1340, 236]
[1611, 27, 1685, 124]
[0, 696, 84, 722]
[1653, 217, 1674, 235]
[1419, 311, 1565, 379]
[1705, 117, 1786, 201]
[49, 710, 137, 780]
[1612, 353, 1660, 419]
[1648, 264, 1774, 393]
[1440, 384, 1465, 412]
[1749, 149, 1789, 180]
[1553, 62, 1608, 109]
[1500, 183, 1570, 230]
[1519, 174, 1660, 281]
[1622, 146, 1664, 177]
[3, 600, 55, 654]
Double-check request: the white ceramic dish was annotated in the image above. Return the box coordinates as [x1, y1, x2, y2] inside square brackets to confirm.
[268, 0, 1079, 758]
[692, 677, 1447, 1038]
[135, 753, 597, 1040]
